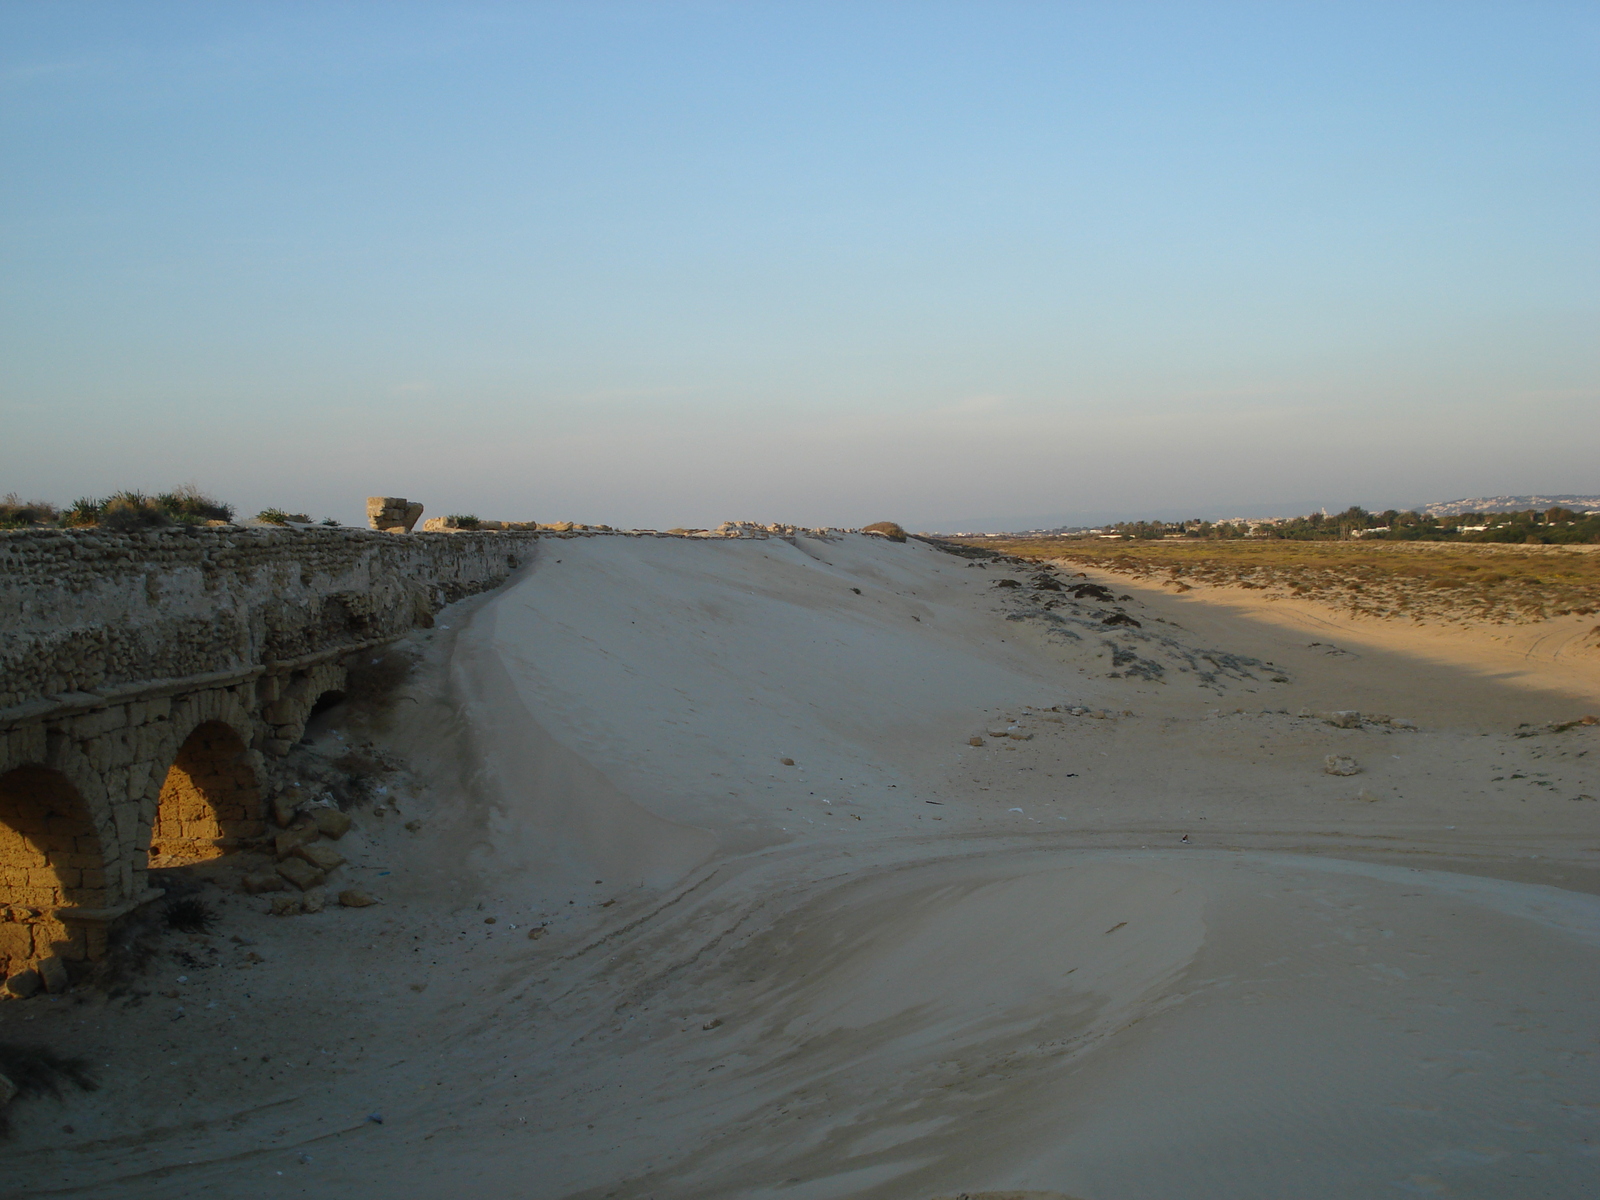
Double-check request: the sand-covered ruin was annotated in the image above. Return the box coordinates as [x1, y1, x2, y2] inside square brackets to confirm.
[2, 528, 1597, 1198]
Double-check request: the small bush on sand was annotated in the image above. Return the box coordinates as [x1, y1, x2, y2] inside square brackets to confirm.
[0, 1043, 98, 1136]
[0, 494, 58, 529]
[863, 521, 908, 542]
[163, 896, 215, 934]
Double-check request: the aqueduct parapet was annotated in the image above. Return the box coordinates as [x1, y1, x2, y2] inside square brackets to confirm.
[0, 524, 540, 989]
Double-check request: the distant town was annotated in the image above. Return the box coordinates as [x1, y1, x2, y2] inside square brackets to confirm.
[939, 495, 1600, 543]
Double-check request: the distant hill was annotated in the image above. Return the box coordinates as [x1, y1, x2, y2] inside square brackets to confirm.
[1420, 495, 1600, 517]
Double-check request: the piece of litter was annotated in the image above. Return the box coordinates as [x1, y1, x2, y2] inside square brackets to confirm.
[1008, 807, 1023, 813]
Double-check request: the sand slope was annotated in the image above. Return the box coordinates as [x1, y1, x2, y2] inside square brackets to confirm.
[4, 533, 1598, 1199]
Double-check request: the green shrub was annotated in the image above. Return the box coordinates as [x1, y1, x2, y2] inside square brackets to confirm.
[61, 497, 101, 527]
[155, 484, 232, 523]
[99, 491, 170, 531]
[49, 486, 234, 529]
[256, 508, 310, 526]
[446, 514, 481, 529]
[0, 494, 58, 529]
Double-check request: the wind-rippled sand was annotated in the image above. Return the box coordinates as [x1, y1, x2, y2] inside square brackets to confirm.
[10, 533, 1599, 1198]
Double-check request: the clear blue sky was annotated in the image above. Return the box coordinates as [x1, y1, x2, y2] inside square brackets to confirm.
[3, 1, 1596, 529]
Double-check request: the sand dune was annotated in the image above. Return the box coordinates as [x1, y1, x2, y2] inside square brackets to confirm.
[6, 532, 1599, 1198]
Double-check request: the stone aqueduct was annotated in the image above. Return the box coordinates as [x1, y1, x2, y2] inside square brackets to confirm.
[0, 513, 539, 991]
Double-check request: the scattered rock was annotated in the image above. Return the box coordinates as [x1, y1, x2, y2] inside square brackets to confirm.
[274, 821, 321, 861]
[780, 757, 795, 766]
[484, 917, 497, 924]
[294, 843, 345, 872]
[1391, 718, 1417, 729]
[271, 788, 304, 828]
[4, 970, 41, 999]
[36, 956, 69, 994]
[702, 1018, 723, 1030]
[1007, 732, 1033, 741]
[968, 736, 984, 746]
[1323, 754, 1363, 776]
[276, 858, 327, 892]
[993, 579, 1021, 588]
[1102, 612, 1141, 628]
[403, 819, 423, 833]
[1548, 714, 1600, 733]
[338, 889, 378, 908]
[301, 888, 327, 914]
[241, 871, 287, 894]
[1326, 711, 1362, 729]
[269, 895, 303, 916]
[311, 808, 353, 839]
[862, 521, 908, 542]
[527, 925, 546, 940]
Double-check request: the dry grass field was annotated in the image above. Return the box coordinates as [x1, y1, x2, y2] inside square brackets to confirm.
[950, 536, 1600, 625]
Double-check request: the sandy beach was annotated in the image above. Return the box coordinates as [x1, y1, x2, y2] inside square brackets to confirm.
[5, 531, 1598, 1199]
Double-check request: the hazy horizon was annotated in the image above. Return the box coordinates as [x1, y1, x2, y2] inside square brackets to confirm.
[3, 2, 1596, 530]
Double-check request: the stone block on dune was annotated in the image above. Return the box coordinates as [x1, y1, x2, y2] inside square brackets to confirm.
[862, 521, 908, 542]
[241, 871, 286, 894]
[310, 808, 352, 839]
[36, 955, 69, 993]
[276, 858, 326, 891]
[4, 969, 41, 999]
[294, 843, 344, 872]
[274, 821, 320, 860]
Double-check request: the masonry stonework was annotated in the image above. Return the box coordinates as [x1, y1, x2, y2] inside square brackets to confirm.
[0, 524, 540, 990]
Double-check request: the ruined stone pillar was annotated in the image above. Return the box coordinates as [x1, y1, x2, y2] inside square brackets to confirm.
[366, 497, 424, 534]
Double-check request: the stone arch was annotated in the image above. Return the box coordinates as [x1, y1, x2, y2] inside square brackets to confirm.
[0, 766, 108, 981]
[299, 686, 349, 741]
[149, 721, 264, 867]
[258, 661, 350, 751]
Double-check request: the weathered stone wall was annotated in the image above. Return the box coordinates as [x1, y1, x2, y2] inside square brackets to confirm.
[0, 525, 538, 714]
[0, 525, 541, 991]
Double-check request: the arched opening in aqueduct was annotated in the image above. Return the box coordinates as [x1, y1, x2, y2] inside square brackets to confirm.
[149, 722, 264, 868]
[0, 767, 108, 977]
[301, 688, 348, 739]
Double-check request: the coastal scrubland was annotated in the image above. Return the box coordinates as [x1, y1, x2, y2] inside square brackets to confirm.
[954, 536, 1600, 625]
